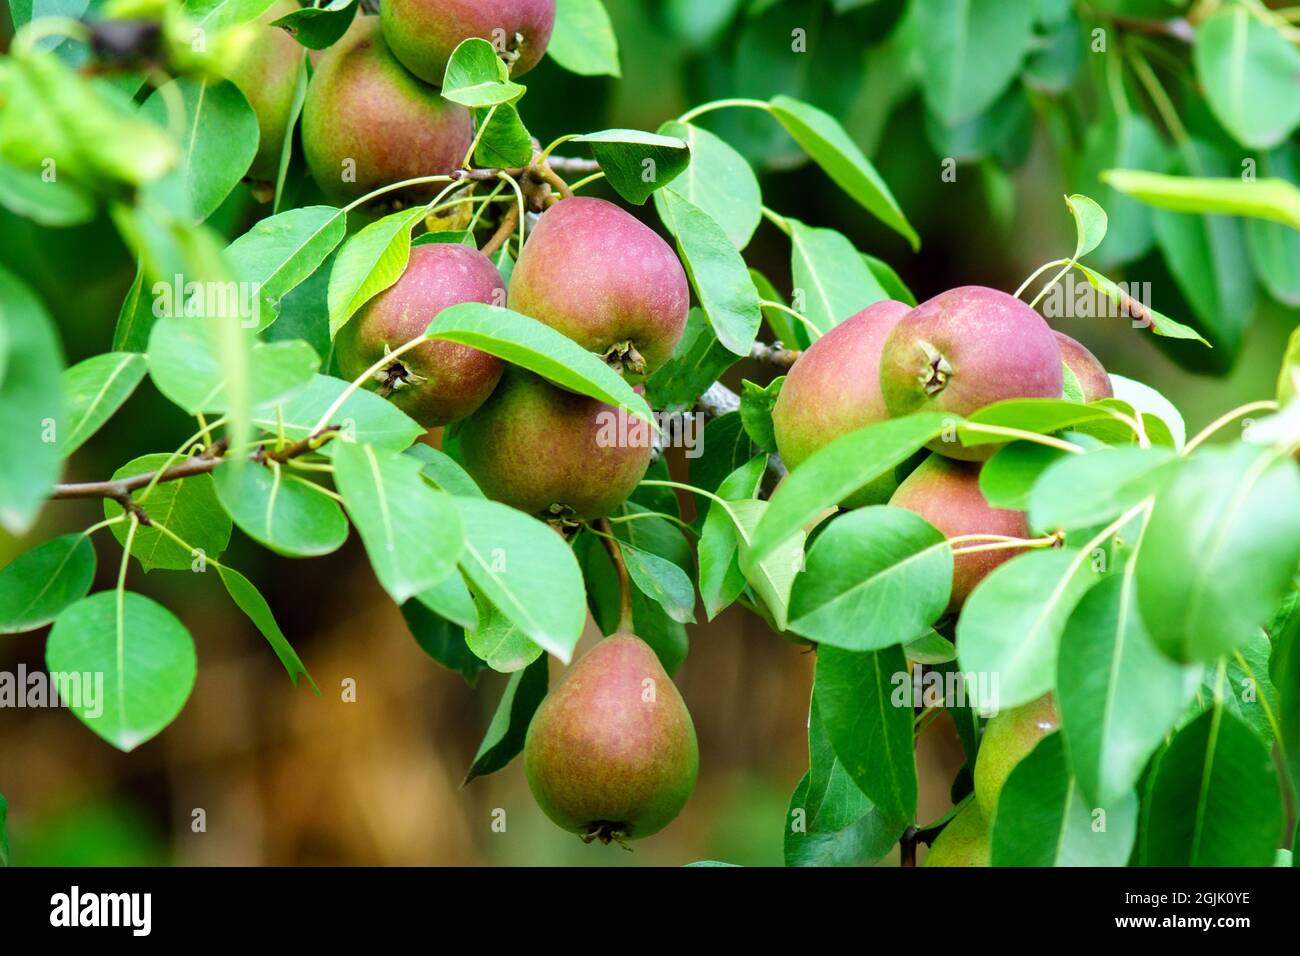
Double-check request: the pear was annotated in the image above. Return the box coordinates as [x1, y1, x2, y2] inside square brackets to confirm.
[524, 634, 699, 843]
[973, 694, 1060, 817]
[923, 802, 992, 867]
[1055, 331, 1113, 402]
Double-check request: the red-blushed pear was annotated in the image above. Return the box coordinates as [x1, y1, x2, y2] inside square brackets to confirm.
[223, 0, 302, 182]
[879, 286, 1063, 460]
[771, 299, 911, 506]
[888, 453, 1029, 611]
[382, 0, 556, 84]
[973, 694, 1060, 817]
[524, 634, 699, 844]
[457, 369, 653, 520]
[1054, 331, 1114, 403]
[334, 244, 506, 426]
[301, 17, 473, 205]
[922, 802, 991, 867]
[508, 197, 689, 377]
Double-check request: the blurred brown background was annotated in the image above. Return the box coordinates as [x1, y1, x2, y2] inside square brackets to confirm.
[0, 0, 1293, 865]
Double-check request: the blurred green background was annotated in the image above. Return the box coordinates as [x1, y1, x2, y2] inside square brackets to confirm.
[0, 0, 1294, 865]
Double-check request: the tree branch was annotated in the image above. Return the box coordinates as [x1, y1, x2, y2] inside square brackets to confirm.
[750, 340, 801, 368]
[51, 428, 339, 503]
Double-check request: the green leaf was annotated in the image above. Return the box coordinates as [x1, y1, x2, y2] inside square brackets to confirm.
[913, 0, 1035, 127]
[401, 597, 483, 685]
[1141, 707, 1282, 866]
[768, 95, 918, 250]
[957, 549, 1096, 711]
[0, 156, 96, 226]
[979, 442, 1070, 510]
[183, 0, 278, 30]
[140, 78, 259, 223]
[1058, 575, 1201, 805]
[734, 498, 804, 632]
[147, 316, 319, 414]
[0, 533, 96, 634]
[547, 0, 620, 77]
[216, 565, 318, 692]
[0, 265, 64, 534]
[57, 352, 147, 458]
[407, 443, 484, 498]
[645, 307, 740, 409]
[414, 567, 479, 632]
[1066, 193, 1107, 261]
[786, 216, 887, 333]
[571, 128, 688, 205]
[463, 655, 549, 783]
[1108, 374, 1188, 448]
[473, 103, 533, 168]
[815, 645, 917, 821]
[619, 541, 696, 624]
[1203, 629, 1278, 747]
[440, 37, 525, 107]
[749, 413, 950, 564]
[690, 412, 754, 496]
[332, 442, 464, 604]
[1028, 446, 1177, 532]
[789, 507, 951, 651]
[785, 694, 908, 866]
[104, 454, 233, 572]
[959, 398, 1116, 448]
[697, 455, 765, 620]
[225, 205, 346, 330]
[1136, 444, 1300, 663]
[454, 496, 586, 663]
[1193, 6, 1300, 150]
[272, 0, 359, 50]
[1102, 169, 1300, 232]
[1247, 146, 1300, 305]
[657, 189, 762, 357]
[739, 377, 781, 454]
[327, 206, 427, 339]
[251, 374, 424, 453]
[429, 302, 653, 425]
[655, 120, 761, 248]
[466, 593, 545, 672]
[862, 254, 917, 307]
[990, 734, 1138, 866]
[1073, 264, 1209, 344]
[213, 460, 348, 557]
[46, 591, 197, 751]
[1281, 326, 1300, 406]
[112, 260, 154, 353]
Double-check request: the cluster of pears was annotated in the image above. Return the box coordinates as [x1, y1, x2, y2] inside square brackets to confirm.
[773, 286, 1113, 611]
[331, 181, 693, 841]
[221, 2, 555, 196]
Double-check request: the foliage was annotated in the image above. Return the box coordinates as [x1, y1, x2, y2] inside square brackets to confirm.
[0, 0, 1297, 868]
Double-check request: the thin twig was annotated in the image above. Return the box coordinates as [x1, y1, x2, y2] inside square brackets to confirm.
[596, 519, 635, 633]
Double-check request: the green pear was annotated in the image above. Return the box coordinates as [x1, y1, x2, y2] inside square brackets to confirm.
[525, 634, 699, 843]
[923, 802, 992, 867]
[457, 368, 652, 520]
[772, 299, 911, 506]
[333, 243, 506, 426]
[888, 453, 1029, 611]
[508, 197, 689, 377]
[1055, 331, 1113, 402]
[879, 286, 1063, 460]
[382, 0, 556, 85]
[301, 17, 473, 205]
[973, 694, 1060, 817]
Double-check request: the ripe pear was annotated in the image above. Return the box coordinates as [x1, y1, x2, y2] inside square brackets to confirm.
[772, 299, 911, 506]
[334, 243, 506, 426]
[382, 0, 556, 85]
[879, 286, 1063, 460]
[973, 694, 1060, 817]
[888, 453, 1029, 611]
[1055, 331, 1113, 403]
[508, 197, 689, 377]
[525, 634, 699, 843]
[922, 802, 991, 867]
[301, 17, 473, 205]
[457, 369, 652, 519]
[223, 0, 302, 182]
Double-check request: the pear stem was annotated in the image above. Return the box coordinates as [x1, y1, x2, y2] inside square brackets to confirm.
[597, 519, 635, 633]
